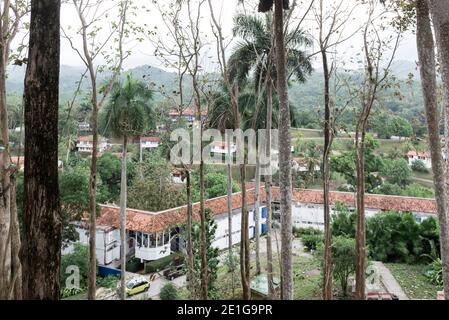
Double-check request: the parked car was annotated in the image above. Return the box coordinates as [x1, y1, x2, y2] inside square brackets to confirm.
[117, 276, 150, 297]
[163, 264, 186, 280]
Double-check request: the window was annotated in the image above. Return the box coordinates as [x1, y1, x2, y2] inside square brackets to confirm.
[149, 233, 156, 248]
[143, 233, 149, 247]
[136, 232, 142, 247]
[164, 231, 170, 245]
[157, 233, 163, 247]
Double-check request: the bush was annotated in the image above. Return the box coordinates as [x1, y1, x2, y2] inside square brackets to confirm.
[332, 204, 440, 263]
[61, 287, 85, 299]
[97, 275, 119, 289]
[411, 160, 429, 173]
[126, 257, 143, 273]
[144, 253, 182, 273]
[293, 227, 322, 238]
[331, 236, 357, 297]
[332, 202, 356, 238]
[160, 283, 179, 300]
[60, 244, 89, 291]
[302, 234, 323, 252]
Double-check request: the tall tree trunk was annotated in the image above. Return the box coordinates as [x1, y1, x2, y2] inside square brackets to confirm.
[119, 136, 128, 300]
[274, 0, 293, 300]
[265, 79, 275, 298]
[21, 0, 62, 299]
[87, 80, 98, 301]
[199, 138, 208, 300]
[9, 173, 22, 299]
[0, 0, 11, 298]
[417, 0, 449, 299]
[254, 156, 261, 276]
[321, 47, 333, 300]
[240, 162, 251, 299]
[186, 170, 195, 299]
[226, 133, 235, 297]
[355, 129, 366, 300]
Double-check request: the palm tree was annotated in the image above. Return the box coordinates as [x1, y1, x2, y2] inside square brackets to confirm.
[228, 10, 311, 299]
[100, 74, 153, 300]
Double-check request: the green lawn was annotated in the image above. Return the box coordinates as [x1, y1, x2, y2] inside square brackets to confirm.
[385, 263, 441, 300]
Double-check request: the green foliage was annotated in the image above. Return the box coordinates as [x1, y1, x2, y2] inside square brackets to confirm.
[332, 203, 440, 263]
[128, 150, 187, 211]
[380, 158, 411, 187]
[402, 183, 434, 198]
[160, 283, 179, 300]
[330, 135, 383, 192]
[96, 275, 119, 289]
[301, 234, 323, 252]
[331, 202, 356, 238]
[126, 257, 143, 273]
[99, 74, 154, 139]
[190, 208, 220, 299]
[61, 287, 85, 299]
[378, 116, 413, 139]
[144, 254, 179, 273]
[367, 212, 422, 263]
[411, 160, 429, 173]
[330, 236, 357, 297]
[60, 244, 89, 292]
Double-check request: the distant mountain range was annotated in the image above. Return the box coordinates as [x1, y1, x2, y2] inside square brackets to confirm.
[5, 59, 420, 106]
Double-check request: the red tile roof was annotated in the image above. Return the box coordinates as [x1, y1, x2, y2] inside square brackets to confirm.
[97, 188, 437, 234]
[407, 150, 431, 158]
[169, 107, 207, 117]
[140, 137, 160, 143]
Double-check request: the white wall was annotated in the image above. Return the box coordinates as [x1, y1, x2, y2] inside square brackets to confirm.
[212, 206, 267, 250]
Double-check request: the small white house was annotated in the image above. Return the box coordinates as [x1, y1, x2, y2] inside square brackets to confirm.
[407, 150, 432, 169]
[140, 137, 160, 150]
[209, 141, 237, 155]
[78, 121, 91, 131]
[76, 136, 108, 154]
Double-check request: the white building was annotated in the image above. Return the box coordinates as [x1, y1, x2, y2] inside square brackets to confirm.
[407, 150, 432, 169]
[67, 187, 437, 266]
[76, 136, 108, 154]
[140, 137, 160, 150]
[209, 141, 237, 156]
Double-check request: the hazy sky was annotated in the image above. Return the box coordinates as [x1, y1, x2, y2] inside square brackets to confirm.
[55, 0, 418, 71]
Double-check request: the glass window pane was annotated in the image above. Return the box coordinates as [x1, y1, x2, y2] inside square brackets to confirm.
[149, 233, 156, 248]
[157, 233, 163, 246]
[164, 231, 170, 245]
[143, 233, 149, 247]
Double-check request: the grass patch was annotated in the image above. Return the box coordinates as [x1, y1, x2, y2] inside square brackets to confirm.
[385, 263, 441, 300]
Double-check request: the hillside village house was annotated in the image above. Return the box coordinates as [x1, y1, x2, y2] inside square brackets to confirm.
[169, 107, 208, 125]
[76, 136, 108, 154]
[66, 186, 437, 267]
[407, 150, 432, 169]
[140, 136, 160, 150]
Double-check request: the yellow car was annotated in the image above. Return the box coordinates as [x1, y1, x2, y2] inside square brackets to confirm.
[119, 277, 150, 297]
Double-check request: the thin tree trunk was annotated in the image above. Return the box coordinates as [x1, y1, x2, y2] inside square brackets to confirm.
[417, 0, 449, 299]
[21, 0, 62, 299]
[9, 173, 21, 299]
[120, 136, 128, 300]
[186, 170, 195, 299]
[265, 78, 275, 298]
[274, 0, 293, 300]
[226, 133, 235, 297]
[355, 129, 366, 300]
[321, 46, 333, 300]
[254, 156, 261, 276]
[240, 162, 251, 299]
[0, 0, 11, 298]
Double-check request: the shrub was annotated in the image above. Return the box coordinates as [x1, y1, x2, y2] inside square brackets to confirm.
[60, 243, 89, 291]
[332, 202, 356, 238]
[126, 257, 143, 273]
[144, 253, 182, 273]
[160, 282, 179, 300]
[331, 236, 357, 297]
[97, 275, 119, 289]
[411, 160, 429, 173]
[302, 234, 323, 252]
[293, 227, 322, 238]
[61, 287, 85, 299]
